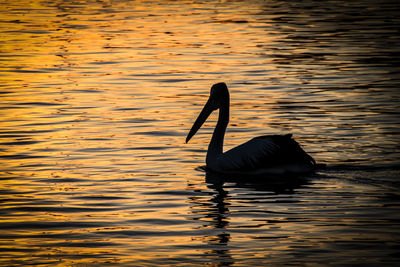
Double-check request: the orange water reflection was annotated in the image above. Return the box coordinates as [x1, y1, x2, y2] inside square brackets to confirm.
[1, 0, 400, 265]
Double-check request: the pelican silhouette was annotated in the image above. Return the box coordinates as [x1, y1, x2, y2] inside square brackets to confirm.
[186, 82, 317, 175]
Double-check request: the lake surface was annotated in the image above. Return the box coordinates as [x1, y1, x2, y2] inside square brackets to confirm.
[1, 0, 400, 265]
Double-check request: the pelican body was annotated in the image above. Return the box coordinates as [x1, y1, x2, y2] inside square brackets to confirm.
[186, 82, 317, 175]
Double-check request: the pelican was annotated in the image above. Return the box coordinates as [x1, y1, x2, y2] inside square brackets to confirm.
[186, 82, 317, 175]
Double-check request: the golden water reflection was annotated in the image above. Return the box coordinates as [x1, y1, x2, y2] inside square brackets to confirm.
[1, 0, 400, 265]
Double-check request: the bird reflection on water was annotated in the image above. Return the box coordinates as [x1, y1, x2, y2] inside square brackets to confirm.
[204, 167, 311, 195]
[190, 168, 311, 266]
[202, 174, 233, 266]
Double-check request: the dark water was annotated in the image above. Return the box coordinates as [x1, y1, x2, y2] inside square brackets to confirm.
[1, 0, 400, 265]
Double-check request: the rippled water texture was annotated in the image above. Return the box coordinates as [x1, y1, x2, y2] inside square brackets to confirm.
[1, 0, 400, 265]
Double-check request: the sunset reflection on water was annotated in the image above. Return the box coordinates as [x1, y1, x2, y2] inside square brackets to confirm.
[1, 0, 400, 265]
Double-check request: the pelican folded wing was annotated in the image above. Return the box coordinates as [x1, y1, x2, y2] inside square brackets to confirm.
[216, 136, 281, 171]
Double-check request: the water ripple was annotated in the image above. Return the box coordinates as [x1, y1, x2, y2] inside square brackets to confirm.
[0, 0, 399, 266]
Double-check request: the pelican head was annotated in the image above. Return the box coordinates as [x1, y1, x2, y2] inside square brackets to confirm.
[186, 82, 229, 143]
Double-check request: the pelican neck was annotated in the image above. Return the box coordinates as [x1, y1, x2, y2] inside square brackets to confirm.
[206, 99, 229, 165]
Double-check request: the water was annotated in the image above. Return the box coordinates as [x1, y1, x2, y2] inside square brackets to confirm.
[1, 0, 400, 265]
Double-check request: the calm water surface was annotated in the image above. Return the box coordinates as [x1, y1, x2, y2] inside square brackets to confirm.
[1, 0, 400, 265]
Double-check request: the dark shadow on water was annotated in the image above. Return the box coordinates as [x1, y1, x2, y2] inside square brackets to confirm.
[203, 163, 400, 192]
[203, 167, 313, 194]
[203, 183, 233, 266]
[194, 170, 234, 266]
[190, 169, 314, 266]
